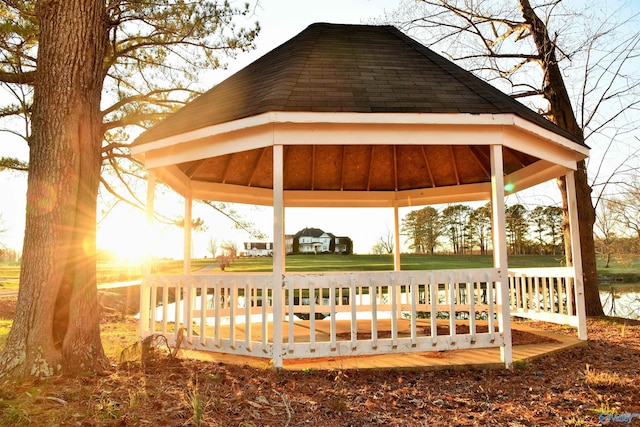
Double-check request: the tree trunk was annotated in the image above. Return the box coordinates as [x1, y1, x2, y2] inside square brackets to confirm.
[519, 0, 604, 317]
[0, 0, 110, 379]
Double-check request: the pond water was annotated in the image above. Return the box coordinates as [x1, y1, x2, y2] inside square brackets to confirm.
[600, 284, 640, 320]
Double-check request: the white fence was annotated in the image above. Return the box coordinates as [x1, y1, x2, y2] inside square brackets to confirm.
[508, 267, 581, 327]
[139, 268, 509, 362]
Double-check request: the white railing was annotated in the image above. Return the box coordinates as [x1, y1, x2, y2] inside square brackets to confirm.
[508, 267, 580, 327]
[139, 268, 508, 361]
[139, 273, 275, 357]
[282, 269, 503, 358]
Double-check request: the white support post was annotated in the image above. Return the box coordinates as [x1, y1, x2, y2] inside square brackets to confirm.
[490, 145, 512, 368]
[140, 170, 156, 338]
[393, 201, 401, 272]
[183, 195, 193, 342]
[566, 171, 588, 340]
[272, 144, 285, 368]
[184, 195, 192, 275]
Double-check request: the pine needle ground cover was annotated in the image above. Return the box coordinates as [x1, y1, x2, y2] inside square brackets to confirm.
[0, 292, 638, 426]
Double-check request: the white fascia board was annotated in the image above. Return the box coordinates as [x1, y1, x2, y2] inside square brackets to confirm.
[132, 112, 515, 163]
[133, 111, 585, 166]
[143, 124, 273, 169]
[273, 122, 501, 146]
[132, 110, 585, 152]
[131, 113, 275, 156]
[512, 115, 589, 158]
[501, 126, 583, 170]
[272, 112, 510, 147]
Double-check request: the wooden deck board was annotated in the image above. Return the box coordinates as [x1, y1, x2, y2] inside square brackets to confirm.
[177, 319, 585, 371]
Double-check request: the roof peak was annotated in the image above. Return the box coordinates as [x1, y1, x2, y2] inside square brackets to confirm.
[134, 21, 581, 146]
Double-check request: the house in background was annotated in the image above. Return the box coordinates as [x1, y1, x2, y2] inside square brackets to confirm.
[293, 227, 352, 254]
[246, 228, 352, 255]
[333, 236, 351, 254]
[243, 242, 272, 257]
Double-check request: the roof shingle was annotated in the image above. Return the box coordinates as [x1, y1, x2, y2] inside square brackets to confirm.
[134, 23, 581, 146]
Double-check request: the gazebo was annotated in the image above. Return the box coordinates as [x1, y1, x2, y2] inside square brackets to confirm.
[131, 23, 588, 369]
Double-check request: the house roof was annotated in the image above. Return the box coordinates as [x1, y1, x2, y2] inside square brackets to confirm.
[134, 23, 581, 146]
[131, 23, 588, 208]
[294, 227, 328, 239]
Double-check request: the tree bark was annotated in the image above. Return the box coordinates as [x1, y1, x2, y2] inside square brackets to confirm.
[0, 0, 110, 378]
[519, 0, 604, 317]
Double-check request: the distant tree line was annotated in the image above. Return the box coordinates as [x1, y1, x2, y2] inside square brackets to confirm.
[0, 248, 20, 263]
[595, 175, 640, 268]
[400, 203, 564, 256]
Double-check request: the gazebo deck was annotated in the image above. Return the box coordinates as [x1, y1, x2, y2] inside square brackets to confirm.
[176, 319, 584, 371]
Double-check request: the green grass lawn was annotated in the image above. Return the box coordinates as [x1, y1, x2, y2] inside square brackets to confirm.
[0, 264, 21, 291]
[227, 253, 574, 273]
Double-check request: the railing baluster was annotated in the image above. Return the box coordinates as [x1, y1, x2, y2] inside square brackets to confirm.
[287, 278, 294, 352]
[487, 275, 495, 342]
[533, 276, 540, 313]
[245, 280, 251, 351]
[371, 280, 378, 349]
[350, 278, 357, 350]
[309, 280, 316, 352]
[200, 279, 206, 346]
[549, 276, 556, 314]
[214, 280, 221, 348]
[391, 275, 398, 348]
[185, 278, 192, 344]
[429, 275, 437, 343]
[229, 282, 237, 349]
[330, 283, 336, 351]
[448, 274, 456, 342]
[261, 280, 267, 351]
[410, 277, 417, 346]
[542, 277, 549, 312]
[175, 279, 182, 339]
[160, 280, 167, 335]
[468, 279, 476, 343]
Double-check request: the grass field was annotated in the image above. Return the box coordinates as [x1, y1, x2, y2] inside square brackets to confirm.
[1, 254, 640, 291]
[227, 253, 569, 272]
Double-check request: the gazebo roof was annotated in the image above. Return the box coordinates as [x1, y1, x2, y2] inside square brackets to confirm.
[132, 23, 588, 207]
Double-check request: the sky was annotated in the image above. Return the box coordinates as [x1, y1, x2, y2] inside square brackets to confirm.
[0, 0, 405, 258]
[1, 0, 637, 259]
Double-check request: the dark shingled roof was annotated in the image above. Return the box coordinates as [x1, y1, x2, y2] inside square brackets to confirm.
[294, 227, 328, 239]
[134, 22, 581, 146]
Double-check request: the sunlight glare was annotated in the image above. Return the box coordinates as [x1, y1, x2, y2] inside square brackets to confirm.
[97, 212, 152, 265]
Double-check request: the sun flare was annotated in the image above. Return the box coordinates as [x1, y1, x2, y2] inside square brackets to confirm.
[97, 213, 152, 264]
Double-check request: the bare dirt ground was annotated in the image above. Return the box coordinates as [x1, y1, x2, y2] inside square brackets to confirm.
[0, 293, 639, 426]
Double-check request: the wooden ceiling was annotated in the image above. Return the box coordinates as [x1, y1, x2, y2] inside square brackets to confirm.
[178, 144, 538, 193]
